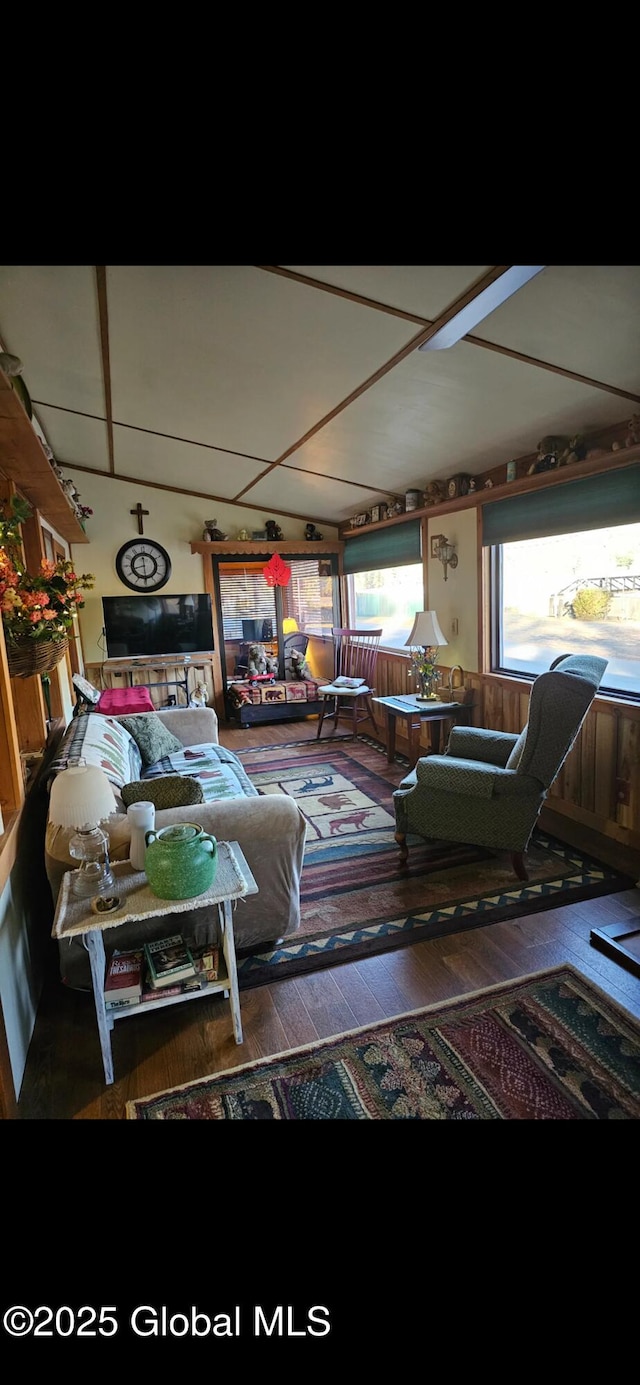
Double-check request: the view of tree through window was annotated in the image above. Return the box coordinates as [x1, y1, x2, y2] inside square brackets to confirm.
[495, 521, 640, 697]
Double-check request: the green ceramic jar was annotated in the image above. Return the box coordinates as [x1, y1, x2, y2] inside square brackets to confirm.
[144, 823, 218, 900]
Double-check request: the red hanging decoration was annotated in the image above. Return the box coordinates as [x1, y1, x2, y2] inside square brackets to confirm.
[263, 554, 291, 587]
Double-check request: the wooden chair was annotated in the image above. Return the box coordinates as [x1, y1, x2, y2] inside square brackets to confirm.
[316, 628, 382, 740]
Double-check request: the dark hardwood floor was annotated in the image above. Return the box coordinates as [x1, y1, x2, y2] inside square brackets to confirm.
[15, 717, 640, 1120]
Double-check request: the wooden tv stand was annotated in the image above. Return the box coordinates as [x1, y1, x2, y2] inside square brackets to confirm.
[87, 655, 214, 708]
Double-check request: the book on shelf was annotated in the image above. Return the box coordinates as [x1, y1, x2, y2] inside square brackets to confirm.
[191, 942, 220, 984]
[141, 973, 202, 1002]
[104, 948, 144, 1005]
[143, 933, 197, 988]
[105, 993, 142, 1012]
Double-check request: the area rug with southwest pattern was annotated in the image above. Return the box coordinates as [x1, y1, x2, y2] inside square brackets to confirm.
[126, 964, 640, 1119]
[232, 738, 634, 988]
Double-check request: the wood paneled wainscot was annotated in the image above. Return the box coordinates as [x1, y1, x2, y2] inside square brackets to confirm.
[470, 674, 640, 858]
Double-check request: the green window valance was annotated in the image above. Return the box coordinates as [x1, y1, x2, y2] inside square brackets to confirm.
[343, 519, 422, 574]
[482, 462, 640, 546]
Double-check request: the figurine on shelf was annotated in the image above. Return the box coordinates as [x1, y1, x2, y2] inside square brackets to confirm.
[62, 477, 81, 506]
[423, 481, 447, 507]
[204, 519, 228, 541]
[528, 435, 571, 475]
[305, 522, 324, 541]
[289, 648, 309, 680]
[265, 519, 283, 541]
[247, 643, 268, 677]
[558, 434, 588, 466]
[236, 528, 251, 541]
[189, 681, 209, 708]
[625, 415, 640, 448]
[0, 352, 32, 418]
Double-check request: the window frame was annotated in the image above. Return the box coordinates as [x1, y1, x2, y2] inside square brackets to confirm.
[489, 536, 640, 703]
[344, 562, 426, 655]
[484, 462, 640, 704]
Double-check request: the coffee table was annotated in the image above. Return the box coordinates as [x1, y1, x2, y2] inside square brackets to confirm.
[372, 694, 474, 768]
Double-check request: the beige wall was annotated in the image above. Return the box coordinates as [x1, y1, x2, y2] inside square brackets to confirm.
[66, 470, 338, 664]
[427, 507, 478, 673]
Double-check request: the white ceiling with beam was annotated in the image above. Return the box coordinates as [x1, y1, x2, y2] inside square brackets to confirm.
[0, 263, 638, 528]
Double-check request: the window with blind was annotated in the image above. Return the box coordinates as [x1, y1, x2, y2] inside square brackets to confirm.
[218, 556, 340, 688]
[285, 560, 336, 637]
[219, 561, 337, 641]
[343, 519, 424, 650]
[219, 570, 277, 641]
[484, 465, 640, 698]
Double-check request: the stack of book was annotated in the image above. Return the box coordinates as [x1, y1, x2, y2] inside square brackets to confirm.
[140, 935, 220, 1002]
[143, 934, 198, 990]
[104, 948, 144, 1011]
[105, 936, 222, 1009]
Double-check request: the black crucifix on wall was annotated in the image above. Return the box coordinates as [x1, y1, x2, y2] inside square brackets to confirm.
[130, 502, 150, 535]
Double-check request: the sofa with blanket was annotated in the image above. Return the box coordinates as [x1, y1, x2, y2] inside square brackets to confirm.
[44, 707, 307, 989]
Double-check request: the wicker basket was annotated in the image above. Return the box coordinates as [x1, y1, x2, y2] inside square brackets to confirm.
[6, 635, 69, 679]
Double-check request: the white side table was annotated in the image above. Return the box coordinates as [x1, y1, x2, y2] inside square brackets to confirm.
[52, 840, 258, 1085]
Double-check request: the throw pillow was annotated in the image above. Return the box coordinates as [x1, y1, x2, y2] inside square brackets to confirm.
[118, 714, 184, 768]
[121, 776, 205, 810]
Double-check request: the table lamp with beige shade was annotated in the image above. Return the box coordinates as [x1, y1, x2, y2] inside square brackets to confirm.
[405, 610, 448, 701]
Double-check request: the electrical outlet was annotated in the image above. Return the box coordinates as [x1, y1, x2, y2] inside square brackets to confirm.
[451, 618, 459, 636]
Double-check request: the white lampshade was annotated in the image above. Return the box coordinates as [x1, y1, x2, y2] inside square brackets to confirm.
[49, 762, 117, 829]
[405, 611, 447, 648]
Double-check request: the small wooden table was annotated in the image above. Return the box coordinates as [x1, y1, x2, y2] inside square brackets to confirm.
[372, 694, 474, 768]
[52, 840, 257, 1085]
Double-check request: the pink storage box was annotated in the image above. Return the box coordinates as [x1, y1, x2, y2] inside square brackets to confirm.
[96, 686, 155, 715]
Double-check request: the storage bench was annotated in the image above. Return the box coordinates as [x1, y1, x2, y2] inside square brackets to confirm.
[226, 677, 325, 727]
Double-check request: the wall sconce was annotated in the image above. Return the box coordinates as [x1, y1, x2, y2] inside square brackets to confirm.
[432, 534, 458, 580]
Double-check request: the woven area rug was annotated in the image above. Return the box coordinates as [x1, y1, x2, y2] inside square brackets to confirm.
[233, 738, 634, 987]
[126, 965, 640, 1119]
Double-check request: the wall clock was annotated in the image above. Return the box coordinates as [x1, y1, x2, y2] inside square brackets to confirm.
[115, 539, 172, 592]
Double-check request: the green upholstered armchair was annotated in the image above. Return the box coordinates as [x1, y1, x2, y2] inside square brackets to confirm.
[393, 653, 608, 880]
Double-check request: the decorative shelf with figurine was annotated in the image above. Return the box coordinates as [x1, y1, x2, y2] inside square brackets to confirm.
[190, 539, 344, 557]
[338, 434, 640, 540]
[0, 365, 88, 544]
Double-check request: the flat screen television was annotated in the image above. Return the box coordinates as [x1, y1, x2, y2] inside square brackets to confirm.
[102, 594, 215, 658]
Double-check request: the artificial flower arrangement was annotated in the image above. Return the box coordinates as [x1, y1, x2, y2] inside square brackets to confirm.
[407, 645, 439, 698]
[0, 494, 94, 647]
